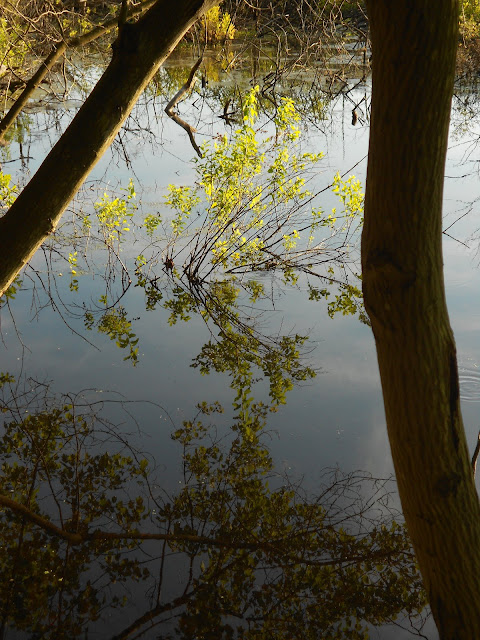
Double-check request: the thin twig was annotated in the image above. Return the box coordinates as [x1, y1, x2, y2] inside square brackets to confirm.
[472, 430, 480, 476]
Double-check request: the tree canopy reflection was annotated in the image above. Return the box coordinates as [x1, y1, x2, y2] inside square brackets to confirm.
[0, 83, 424, 640]
[0, 375, 427, 639]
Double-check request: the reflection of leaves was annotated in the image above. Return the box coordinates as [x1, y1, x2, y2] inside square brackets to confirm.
[0, 388, 150, 638]
[0, 274, 22, 307]
[193, 330, 315, 410]
[135, 266, 164, 311]
[162, 278, 316, 408]
[86, 307, 139, 365]
[164, 402, 427, 640]
[164, 285, 198, 324]
[0, 381, 427, 639]
[308, 280, 370, 326]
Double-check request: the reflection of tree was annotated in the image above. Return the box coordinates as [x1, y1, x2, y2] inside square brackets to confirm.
[0, 376, 150, 639]
[1, 88, 366, 369]
[161, 275, 317, 408]
[0, 376, 427, 639]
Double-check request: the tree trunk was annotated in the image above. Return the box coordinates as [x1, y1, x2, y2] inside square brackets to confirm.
[362, 2, 480, 638]
[0, 0, 218, 297]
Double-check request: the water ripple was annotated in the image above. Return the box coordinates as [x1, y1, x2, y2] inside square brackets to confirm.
[459, 363, 480, 403]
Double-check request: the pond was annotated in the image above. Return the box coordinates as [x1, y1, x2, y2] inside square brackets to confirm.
[0, 45, 479, 639]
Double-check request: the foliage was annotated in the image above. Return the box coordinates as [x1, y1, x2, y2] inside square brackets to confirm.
[308, 279, 370, 325]
[143, 212, 162, 236]
[67, 250, 79, 292]
[29, 89, 366, 371]
[0, 17, 28, 71]
[461, 0, 480, 39]
[59, 3, 95, 39]
[2, 90, 366, 381]
[86, 179, 137, 246]
[163, 87, 362, 286]
[200, 5, 236, 43]
[0, 170, 21, 306]
[0, 90, 366, 377]
[0, 171, 18, 210]
[140, 87, 366, 380]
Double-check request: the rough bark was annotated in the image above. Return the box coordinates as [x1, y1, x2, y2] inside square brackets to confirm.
[362, 2, 480, 638]
[0, 0, 219, 297]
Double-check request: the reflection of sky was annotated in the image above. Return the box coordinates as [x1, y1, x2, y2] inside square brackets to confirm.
[2, 81, 480, 481]
[3, 74, 480, 639]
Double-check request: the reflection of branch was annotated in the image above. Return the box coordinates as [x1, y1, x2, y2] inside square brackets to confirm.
[218, 97, 237, 124]
[0, 491, 407, 570]
[0, 492, 281, 548]
[472, 430, 480, 476]
[0, 494, 82, 544]
[165, 55, 204, 158]
[109, 592, 195, 640]
[0, 491, 263, 547]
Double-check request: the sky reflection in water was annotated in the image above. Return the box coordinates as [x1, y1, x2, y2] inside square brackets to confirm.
[1, 58, 480, 639]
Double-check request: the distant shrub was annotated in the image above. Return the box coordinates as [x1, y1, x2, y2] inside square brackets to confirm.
[461, 0, 480, 40]
[201, 5, 235, 43]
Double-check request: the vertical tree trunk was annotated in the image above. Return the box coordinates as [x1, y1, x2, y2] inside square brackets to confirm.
[0, 0, 218, 297]
[362, 2, 480, 638]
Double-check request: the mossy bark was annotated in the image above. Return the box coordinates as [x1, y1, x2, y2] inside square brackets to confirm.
[0, 0, 219, 296]
[362, 2, 480, 637]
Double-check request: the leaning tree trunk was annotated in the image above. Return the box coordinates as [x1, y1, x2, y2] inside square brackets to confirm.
[362, 2, 480, 638]
[0, 0, 219, 297]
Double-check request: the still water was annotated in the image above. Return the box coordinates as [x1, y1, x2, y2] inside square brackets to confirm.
[1, 49, 479, 638]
